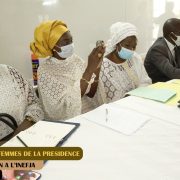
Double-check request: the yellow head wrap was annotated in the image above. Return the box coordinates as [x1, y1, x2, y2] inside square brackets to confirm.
[30, 20, 68, 58]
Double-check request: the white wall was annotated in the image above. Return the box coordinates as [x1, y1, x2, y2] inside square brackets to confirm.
[0, 0, 180, 79]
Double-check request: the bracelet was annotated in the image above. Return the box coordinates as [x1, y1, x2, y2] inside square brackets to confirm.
[81, 78, 91, 85]
[94, 79, 99, 83]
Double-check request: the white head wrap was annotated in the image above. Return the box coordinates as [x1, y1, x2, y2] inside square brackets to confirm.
[106, 22, 137, 54]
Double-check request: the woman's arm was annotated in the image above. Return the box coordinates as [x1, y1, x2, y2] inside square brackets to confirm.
[13, 119, 35, 136]
[25, 83, 44, 122]
[7, 66, 44, 123]
[86, 67, 101, 98]
[81, 45, 105, 96]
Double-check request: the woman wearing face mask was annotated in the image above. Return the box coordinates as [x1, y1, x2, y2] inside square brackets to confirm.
[30, 20, 105, 120]
[86, 22, 151, 108]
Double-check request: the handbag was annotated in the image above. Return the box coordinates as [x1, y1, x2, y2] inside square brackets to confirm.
[0, 113, 18, 141]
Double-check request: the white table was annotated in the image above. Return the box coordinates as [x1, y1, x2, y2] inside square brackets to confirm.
[39, 96, 180, 180]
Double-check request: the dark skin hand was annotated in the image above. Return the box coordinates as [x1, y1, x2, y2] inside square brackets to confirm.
[13, 119, 35, 136]
[81, 44, 105, 97]
[52, 31, 106, 97]
[86, 67, 101, 98]
[0, 119, 35, 146]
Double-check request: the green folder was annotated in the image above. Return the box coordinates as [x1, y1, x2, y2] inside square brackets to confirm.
[127, 87, 176, 103]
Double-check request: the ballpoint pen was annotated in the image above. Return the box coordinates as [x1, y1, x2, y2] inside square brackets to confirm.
[105, 108, 108, 122]
[16, 136, 28, 147]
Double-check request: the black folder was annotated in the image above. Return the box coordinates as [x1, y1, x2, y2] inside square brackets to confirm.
[16, 120, 80, 147]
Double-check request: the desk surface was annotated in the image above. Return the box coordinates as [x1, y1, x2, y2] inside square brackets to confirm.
[38, 96, 180, 180]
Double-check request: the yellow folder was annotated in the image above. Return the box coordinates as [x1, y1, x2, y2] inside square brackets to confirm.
[149, 81, 180, 106]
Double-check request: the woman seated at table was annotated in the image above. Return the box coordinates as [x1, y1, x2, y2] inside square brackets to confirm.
[85, 22, 151, 109]
[30, 20, 105, 120]
[0, 64, 44, 141]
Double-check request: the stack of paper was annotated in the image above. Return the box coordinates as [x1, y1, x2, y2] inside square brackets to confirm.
[126, 86, 176, 103]
[82, 104, 151, 135]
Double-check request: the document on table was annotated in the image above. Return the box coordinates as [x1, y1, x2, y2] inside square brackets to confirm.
[2, 136, 25, 147]
[11, 120, 79, 147]
[150, 82, 180, 105]
[82, 104, 151, 135]
[126, 86, 176, 103]
[168, 79, 180, 85]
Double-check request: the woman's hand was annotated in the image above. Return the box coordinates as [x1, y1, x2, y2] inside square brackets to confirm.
[81, 44, 105, 96]
[13, 119, 35, 137]
[86, 45, 106, 73]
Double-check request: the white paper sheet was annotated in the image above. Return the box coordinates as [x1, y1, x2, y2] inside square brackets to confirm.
[82, 104, 151, 135]
[15, 121, 76, 147]
[2, 136, 25, 147]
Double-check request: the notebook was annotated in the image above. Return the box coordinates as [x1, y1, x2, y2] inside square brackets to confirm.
[126, 86, 176, 103]
[14, 120, 80, 147]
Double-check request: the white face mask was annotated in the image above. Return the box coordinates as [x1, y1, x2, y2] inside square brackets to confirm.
[174, 36, 180, 46]
[56, 43, 74, 59]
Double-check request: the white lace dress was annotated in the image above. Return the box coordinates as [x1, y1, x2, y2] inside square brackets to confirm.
[0, 65, 44, 140]
[38, 54, 85, 120]
[82, 53, 152, 112]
